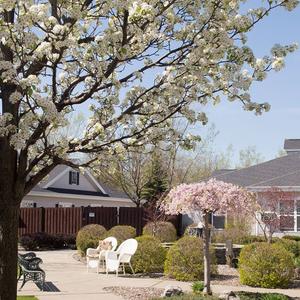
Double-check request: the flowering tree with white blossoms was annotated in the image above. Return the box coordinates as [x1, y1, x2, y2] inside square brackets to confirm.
[162, 179, 257, 294]
[0, 0, 298, 298]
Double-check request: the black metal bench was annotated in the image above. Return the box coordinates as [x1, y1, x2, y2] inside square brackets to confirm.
[18, 253, 45, 291]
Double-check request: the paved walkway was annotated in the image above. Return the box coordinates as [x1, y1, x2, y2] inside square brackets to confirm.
[18, 250, 300, 300]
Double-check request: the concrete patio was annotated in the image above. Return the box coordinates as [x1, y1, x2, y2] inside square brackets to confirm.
[17, 250, 300, 300]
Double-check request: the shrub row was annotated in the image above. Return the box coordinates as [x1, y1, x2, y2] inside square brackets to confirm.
[131, 235, 218, 280]
[76, 221, 177, 257]
[76, 224, 137, 256]
[20, 232, 76, 251]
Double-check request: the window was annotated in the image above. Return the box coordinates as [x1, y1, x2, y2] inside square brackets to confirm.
[203, 213, 225, 229]
[58, 202, 73, 208]
[279, 200, 294, 232]
[69, 171, 79, 185]
[213, 215, 225, 229]
[21, 201, 36, 208]
[297, 201, 300, 231]
[277, 199, 300, 232]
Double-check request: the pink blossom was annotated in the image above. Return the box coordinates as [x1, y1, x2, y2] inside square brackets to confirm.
[162, 178, 257, 216]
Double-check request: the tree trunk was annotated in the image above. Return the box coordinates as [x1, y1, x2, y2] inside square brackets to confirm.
[267, 230, 272, 244]
[0, 202, 19, 300]
[203, 213, 212, 295]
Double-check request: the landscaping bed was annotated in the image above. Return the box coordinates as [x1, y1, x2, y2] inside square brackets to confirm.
[103, 286, 164, 300]
[105, 289, 298, 300]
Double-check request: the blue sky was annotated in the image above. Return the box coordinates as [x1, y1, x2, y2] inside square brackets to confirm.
[203, 3, 300, 162]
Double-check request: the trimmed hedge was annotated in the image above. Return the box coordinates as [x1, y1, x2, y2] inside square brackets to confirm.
[20, 232, 76, 251]
[76, 224, 107, 256]
[164, 236, 217, 281]
[131, 235, 166, 273]
[143, 221, 177, 242]
[239, 242, 294, 288]
[106, 225, 136, 243]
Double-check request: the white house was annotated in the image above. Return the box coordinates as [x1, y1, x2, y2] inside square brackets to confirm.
[22, 165, 135, 208]
[184, 139, 300, 236]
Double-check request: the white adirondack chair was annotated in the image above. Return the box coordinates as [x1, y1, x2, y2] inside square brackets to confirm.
[86, 236, 118, 273]
[105, 238, 138, 276]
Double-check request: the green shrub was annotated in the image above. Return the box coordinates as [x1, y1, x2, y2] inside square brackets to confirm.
[261, 294, 290, 300]
[131, 235, 166, 273]
[239, 242, 294, 288]
[212, 233, 267, 245]
[236, 292, 291, 300]
[143, 221, 177, 242]
[236, 235, 267, 244]
[191, 281, 204, 294]
[211, 215, 252, 244]
[20, 232, 76, 250]
[164, 236, 217, 281]
[152, 295, 219, 300]
[106, 225, 136, 243]
[213, 232, 286, 245]
[76, 224, 107, 256]
[283, 235, 300, 242]
[275, 239, 299, 257]
[294, 256, 300, 267]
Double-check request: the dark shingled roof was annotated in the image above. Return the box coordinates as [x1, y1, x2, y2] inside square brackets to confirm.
[210, 169, 236, 177]
[284, 139, 300, 151]
[210, 152, 300, 188]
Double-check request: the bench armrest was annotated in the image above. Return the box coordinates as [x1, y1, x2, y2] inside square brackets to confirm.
[19, 252, 36, 260]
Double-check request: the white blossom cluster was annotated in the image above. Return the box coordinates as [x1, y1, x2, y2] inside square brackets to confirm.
[0, 113, 15, 137]
[0, 0, 298, 177]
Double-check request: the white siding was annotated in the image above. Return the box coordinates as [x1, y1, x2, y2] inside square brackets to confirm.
[50, 170, 99, 192]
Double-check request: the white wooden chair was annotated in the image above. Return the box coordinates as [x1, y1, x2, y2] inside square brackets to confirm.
[105, 238, 138, 276]
[86, 237, 118, 273]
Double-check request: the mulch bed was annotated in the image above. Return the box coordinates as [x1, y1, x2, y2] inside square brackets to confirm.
[211, 265, 240, 286]
[103, 286, 164, 300]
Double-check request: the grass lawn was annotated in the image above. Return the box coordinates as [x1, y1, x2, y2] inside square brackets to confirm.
[152, 295, 218, 300]
[17, 296, 38, 300]
[152, 292, 292, 300]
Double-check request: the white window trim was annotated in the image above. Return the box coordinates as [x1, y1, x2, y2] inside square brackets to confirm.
[260, 198, 300, 233]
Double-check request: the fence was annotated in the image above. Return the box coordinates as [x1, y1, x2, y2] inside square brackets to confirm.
[18, 206, 182, 237]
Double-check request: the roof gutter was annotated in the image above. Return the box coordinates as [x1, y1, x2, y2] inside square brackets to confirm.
[26, 191, 132, 203]
[247, 186, 300, 192]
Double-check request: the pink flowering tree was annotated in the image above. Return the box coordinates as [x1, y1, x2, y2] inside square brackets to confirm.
[162, 178, 256, 294]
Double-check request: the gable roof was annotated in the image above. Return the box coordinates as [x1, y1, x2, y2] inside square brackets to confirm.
[210, 152, 300, 190]
[32, 165, 129, 199]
